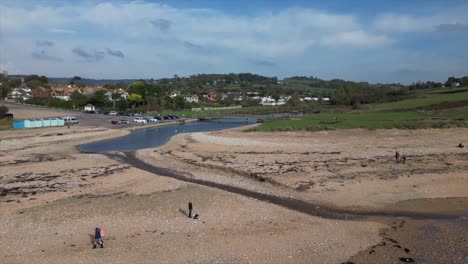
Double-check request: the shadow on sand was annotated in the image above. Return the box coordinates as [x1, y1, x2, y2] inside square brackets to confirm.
[178, 208, 188, 217]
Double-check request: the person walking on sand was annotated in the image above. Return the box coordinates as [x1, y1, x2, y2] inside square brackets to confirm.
[93, 227, 104, 248]
[188, 201, 193, 218]
[395, 151, 400, 162]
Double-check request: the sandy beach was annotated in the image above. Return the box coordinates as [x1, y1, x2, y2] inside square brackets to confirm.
[1, 106, 467, 263]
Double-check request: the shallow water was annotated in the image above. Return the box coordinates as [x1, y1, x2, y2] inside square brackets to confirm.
[80, 118, 256, 153]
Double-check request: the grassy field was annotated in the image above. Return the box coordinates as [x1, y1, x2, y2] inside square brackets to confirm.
[252, 86, 468, 131]
[369, 89, 468, 111]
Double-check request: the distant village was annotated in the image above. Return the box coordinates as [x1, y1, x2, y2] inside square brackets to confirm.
[7, 77, 330, 108]
[3, 72, 465, 113]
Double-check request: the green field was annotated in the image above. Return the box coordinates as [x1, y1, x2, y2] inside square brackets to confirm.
[252, 86, 468, 131]
[369, 89, 468, 111]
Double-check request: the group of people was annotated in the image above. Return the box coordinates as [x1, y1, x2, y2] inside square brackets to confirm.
[92, 201, 196, 248]
[395, 151, 407, 163]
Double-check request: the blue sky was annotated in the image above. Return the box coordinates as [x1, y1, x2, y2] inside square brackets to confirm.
[0, 0, 467, 83]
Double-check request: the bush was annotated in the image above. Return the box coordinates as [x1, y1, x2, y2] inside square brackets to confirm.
[0, 105, 8, 118]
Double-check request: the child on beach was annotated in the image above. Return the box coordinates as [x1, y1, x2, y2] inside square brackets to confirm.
[93, 227, 104, 248]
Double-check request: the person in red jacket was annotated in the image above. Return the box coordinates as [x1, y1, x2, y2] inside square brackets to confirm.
[395, 151, 400, 162]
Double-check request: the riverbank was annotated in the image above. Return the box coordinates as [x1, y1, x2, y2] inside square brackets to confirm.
[0, 124, 386, 264]
[137, 126, 468, 263]
[1, 103, 467, 263]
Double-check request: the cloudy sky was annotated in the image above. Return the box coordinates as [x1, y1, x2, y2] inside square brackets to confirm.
[0, 0, 467, 83]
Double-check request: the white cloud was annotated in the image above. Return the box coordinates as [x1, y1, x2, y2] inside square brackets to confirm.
[373, 9, 468, 33]
[0, 5, 71, 32]
[321, 30, 392, 47]
[0, 1, 378, 57]
[48, 28, 77, 34]
[2, 1, 466, 81]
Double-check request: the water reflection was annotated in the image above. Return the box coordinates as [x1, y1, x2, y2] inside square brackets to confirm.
[80, 118, 255, 153]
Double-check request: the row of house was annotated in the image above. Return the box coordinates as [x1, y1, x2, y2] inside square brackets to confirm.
[8, 81, 129, 102]
[172, 90, 329, 106]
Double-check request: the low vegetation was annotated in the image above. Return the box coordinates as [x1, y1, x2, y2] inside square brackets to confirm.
[251, 86, 468, 131]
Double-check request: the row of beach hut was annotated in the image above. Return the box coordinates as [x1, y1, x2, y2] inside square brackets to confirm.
[13, 118, 65, 129]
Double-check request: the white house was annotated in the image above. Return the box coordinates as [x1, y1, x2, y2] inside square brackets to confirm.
[183, 94, 199, 103]
[104, 89, 129, 101]
[260, 96, 276, 106]
[84, 104, 95, 112]
[54, 95, 71, 101]
[10, 82, 32, 100]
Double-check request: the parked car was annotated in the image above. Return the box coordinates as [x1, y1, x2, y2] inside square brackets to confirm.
[145, 117, 158, 123]
[62, 116, 79, 125]
[154, 116, 162, 120]
[111, 120, 121, 125]
[162, 115, 170, 120]
[109, 111, 118, 116]
[133, 117, 147, 123]
[119, 120, 130, 124]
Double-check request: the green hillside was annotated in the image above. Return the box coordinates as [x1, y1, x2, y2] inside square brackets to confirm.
[252, 86, 468, 131]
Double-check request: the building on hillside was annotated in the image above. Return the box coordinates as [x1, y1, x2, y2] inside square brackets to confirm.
[51, 89, 71, 101]
[201, 91, 218, 101]
[182, 94, 199, 103]
[220, 93, 229, 101]
[302, 96, 330, 102]
[32, 86, 52, 98]
[116, 88, 129, 100]
[169, 90, 181, 98]
[84, 104, 95, 112]
[260, 96, 276, 106]
[10, 81, 32, 100]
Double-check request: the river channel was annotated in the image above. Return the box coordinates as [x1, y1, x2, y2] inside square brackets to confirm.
[80, 118, 256, 153]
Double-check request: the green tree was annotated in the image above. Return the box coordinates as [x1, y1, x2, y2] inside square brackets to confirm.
[116, 99, 129, 111]
[111, 92, 121, 110]
[70, 76, 82, 85]
[287, 92, 302, 107]
[0, 105, 8, 118]
[75, 82, 85, 88]
[128, 93, 143, 108]
[174, 96, 186, 110]
[70, 90, 88, 109]
[89, 90, 108, 107]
